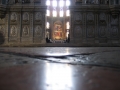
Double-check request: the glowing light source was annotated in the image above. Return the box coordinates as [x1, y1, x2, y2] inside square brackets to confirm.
[46, 0, 50, 6]
[66, 0, 70, 6]
[53, 10, 57, 17]
[60, 10, 64, 17]
[66, 22, 70, 29]
[46, 10, 50, 16]
[66, 30, 69, 38]
[52, 0, 57, 7]
[66, 10, 70, 16]
[59, 0, 64, 7]
[46, 22, 50, 29]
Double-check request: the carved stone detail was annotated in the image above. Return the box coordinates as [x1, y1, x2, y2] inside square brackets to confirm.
[99, 13, 106, 20]
[22, 25, 29, 36]
[87, 13, 94, 21]
[34, 25, 42, 36]
[35, 12, 42, 21]
[11, 12, 17, 22]
[87, 13, 94, 24]
[0, 18, 5, 23]
[111, 26, 118, 37]
[111, 17, 118, 25]
[74, 26, 82, 38]
[23, 12, 29, 22]
[74, 13, 82, 21]
[10, 26, 17, 36]
[87, 26, 94, 37]
[74, 12, 82, 24]
[99, 26, 106, 37]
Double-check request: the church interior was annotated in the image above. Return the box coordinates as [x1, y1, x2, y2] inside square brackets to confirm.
[0, 1, 120, 90]
[0, 0, 120, 46]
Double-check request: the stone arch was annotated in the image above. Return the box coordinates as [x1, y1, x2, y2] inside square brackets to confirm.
[11, 12, 17, 22]
[35, 25, 42, 36]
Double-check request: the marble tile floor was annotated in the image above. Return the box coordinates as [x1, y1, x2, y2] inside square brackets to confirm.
[0, 47, 120, 90]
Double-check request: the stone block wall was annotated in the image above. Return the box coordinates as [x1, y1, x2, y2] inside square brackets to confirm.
[0, 5, 46, 46]
[0, 0, 120, 46]
[70, 5, 120, 46]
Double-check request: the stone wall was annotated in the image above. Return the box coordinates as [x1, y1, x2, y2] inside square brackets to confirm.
[0, 4, 46, 46]
[0, 0, 120, 46]
[70, 5, 120, 46]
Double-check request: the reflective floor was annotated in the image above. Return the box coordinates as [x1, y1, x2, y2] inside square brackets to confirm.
[0, 47, 120, 90]
[0, 61, 120, 90]
[0, 47, 120, 56]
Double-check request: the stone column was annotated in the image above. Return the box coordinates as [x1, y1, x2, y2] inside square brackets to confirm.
[82, 12, 86, 43]
[30, 11, 33, 43]
[5, 13, 9, 44]
[69, 10, 74, 43]
[107, 14, 111, 43]
[119, 13, 120, 43]
[18, 12, 21, 42]
[95, 12, 99, 43]
[41, 12, 46, 44]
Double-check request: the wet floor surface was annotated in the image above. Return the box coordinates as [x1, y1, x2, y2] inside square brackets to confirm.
[0, 47, 120, 90]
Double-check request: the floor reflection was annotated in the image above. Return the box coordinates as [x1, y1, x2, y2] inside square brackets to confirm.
[45, 63, 73, 90]
[46, 48, 70, 56]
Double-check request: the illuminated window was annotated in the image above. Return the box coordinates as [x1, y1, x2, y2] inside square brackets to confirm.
[46, 0, 50, 6]
[66, 0, 70, 6]
[66, 22, 70, 29]
[46, 0, 70, 17]
[59, 0, 64, 7]
[52, 0, 57, 7]
[60, 9, 64, 17]
[46, 22, 50, 29]
[47, 10, 50, 16]
[66, 10, 70, 16]
[53, 9, 57, 17]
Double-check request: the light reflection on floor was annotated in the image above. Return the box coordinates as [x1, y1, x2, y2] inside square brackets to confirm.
[45, 63, 73, 90]
[1, 47, 120, 57]
[46, 48, 70, 56]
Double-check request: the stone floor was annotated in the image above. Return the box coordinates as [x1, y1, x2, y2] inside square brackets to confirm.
[0, 47, 120, 90]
